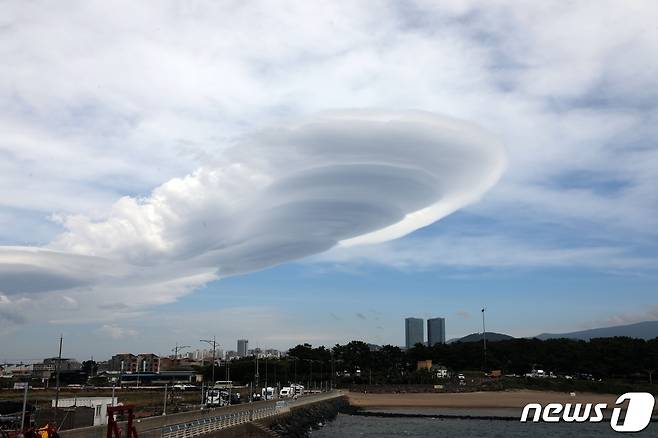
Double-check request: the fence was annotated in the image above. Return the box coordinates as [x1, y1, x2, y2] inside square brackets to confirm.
[160, 404, 277, 438]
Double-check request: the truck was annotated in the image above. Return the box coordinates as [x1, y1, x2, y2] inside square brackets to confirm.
[206, 381, 236, 407]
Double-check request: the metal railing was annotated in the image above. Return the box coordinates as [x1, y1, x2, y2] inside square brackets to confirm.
[160, 405, 277, 438]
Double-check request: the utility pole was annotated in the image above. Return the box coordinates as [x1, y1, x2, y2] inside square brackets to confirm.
[172, 343, 191, 360]
[200, 337, 217, 386]
[163, 384, 168, 416]
[265, 357, 268, 393]
[20, 379, 28, 432]
[54, 334, 63, 423]
[330, 350, 335, 390]
[226, 361, 231, 405]
[481, 307, 487, 370]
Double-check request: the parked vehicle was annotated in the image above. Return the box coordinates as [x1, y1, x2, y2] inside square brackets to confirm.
[261, 387, 276, 400]
[206, 388, 225, 406]
[279, 384, 303, 398]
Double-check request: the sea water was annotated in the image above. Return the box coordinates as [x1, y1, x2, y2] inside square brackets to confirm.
[310, 409, 654, 437]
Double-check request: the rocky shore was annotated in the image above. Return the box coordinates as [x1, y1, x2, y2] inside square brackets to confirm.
[260, 397, 349, 438]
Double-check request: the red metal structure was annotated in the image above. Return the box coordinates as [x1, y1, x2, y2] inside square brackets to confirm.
[106, 405, 138, 438]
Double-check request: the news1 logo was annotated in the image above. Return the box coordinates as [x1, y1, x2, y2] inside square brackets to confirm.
[520, 392, 655, 432]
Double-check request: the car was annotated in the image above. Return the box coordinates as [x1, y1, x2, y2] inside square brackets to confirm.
[173, 383, 197, 390]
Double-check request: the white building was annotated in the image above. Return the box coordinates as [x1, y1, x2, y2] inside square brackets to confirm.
[53, 397, 115, 426]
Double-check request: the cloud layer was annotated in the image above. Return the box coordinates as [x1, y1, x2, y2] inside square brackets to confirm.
[0, 111, 504, 327]
[2, 1, 658, 351]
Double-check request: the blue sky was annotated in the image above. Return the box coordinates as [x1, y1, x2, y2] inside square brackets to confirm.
[1, 1, 658, 361]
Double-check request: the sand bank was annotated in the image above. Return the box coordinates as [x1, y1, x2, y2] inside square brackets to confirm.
[347, 390, 622, 409]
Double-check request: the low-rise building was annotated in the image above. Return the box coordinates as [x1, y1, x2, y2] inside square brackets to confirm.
[225, 350, 239, 360]
[137, 353, 160, 373]
[109, 353, 137, 372]
[41, 358, 82, 371]
[1, 363, 32, 377]
[53, 397, 115, 426]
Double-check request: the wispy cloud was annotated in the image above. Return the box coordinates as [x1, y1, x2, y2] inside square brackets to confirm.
[98, 325, 137, 340]
[312, 234, 658, 273]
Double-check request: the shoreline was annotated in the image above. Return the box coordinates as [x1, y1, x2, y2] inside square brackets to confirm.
[346, 389, 626, 409]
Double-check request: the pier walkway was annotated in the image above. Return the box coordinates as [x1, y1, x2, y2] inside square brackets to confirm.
[59, 392, 343, 438]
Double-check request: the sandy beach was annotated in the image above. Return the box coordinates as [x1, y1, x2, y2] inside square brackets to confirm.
[347, 390, 622, 409]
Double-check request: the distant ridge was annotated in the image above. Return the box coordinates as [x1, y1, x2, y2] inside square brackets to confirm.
[535, 320, 658, 341]
[451, 332, 514, 343]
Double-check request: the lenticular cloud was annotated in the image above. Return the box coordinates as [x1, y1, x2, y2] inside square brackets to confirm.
[0, 111, 505, 302]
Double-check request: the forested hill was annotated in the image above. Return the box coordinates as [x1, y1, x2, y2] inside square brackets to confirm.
[536, 321, 658, 341]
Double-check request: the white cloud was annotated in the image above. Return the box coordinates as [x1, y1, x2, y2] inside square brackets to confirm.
[0, 111, 504, 328]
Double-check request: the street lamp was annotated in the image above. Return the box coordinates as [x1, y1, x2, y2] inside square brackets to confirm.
[481, 307, 487, 370]
[303, 359, 316, 390]
[286, 355, 299, 384]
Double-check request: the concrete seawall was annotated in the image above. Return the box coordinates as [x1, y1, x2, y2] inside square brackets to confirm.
[59, 392, 344, 438]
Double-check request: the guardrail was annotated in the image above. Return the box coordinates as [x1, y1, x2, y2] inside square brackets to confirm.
[160, 404, 277, 438]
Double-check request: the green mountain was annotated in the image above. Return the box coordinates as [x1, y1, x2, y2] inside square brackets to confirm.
[452, 332, 514, 343]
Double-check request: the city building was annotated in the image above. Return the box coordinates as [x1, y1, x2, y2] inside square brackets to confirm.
[405, 317, 424, 348]
[237, 339, 248, 357]
[427, 317, 446, 346]
[108, 353, 137, 372]
[96, 361, 110, 374]
[32, 362, 55, 378]
[137, 353, 159, 373]
[0, 363, 32, 377]
[41, 357, 82, 371]
[191, 348, 221, 362]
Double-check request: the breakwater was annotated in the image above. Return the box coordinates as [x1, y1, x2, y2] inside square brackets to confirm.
[255, 396, 349, 437]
